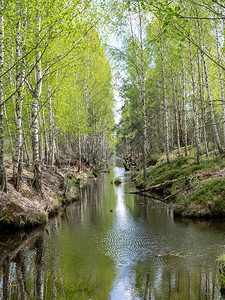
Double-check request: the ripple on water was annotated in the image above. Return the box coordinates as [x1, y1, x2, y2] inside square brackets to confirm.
[98, 224, 157, 263]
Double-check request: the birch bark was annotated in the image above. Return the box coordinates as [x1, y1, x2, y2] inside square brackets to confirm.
[189, 38, 201, 164]
[197, 50, 209, 156]
[161, 40, 170, 164]
[31, 10, 42, 192]
[0, 0, 7, 192]
[170, 64, 181, 157]
[181, 53, 188, 156]
[48, 70, 55, 166]
[13, 1, 25, 190]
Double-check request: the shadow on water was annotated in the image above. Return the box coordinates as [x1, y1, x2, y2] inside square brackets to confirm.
[0, 158, 225, 299]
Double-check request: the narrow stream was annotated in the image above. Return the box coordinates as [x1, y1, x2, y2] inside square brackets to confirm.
[1, 157, 225, 299]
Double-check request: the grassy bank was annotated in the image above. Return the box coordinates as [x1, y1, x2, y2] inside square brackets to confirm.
[133, 154, 225, 218]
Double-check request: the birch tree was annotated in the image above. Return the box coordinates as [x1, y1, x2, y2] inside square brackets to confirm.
[0, 0, 7, 192]
[161, 40, 170, 164]
[188, 38, 201, 164]
[12, 0, 26, 190]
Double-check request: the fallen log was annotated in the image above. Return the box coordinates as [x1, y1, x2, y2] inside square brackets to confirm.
[130, 176, 186, 194]
[132, 174, 141, 181]
[163, 186, 187, 201]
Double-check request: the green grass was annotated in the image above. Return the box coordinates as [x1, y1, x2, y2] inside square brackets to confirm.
[142, 155, 225, 186]
[134, 154, 225, 217]
[182, 177, 225, 215]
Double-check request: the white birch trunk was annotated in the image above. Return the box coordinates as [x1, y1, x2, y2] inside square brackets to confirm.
[201, 69, 209, 156]
[32, 10, 42, 192]
[197, 51, 209, 156]
[13, 1, 25, 190]
[0, 0, 7, 192]
[189, 38, 201, 164]
[48, 70, 55, 166]
[170, 66, 181, 157]
[161, 40, 170, 164]
[181, 53, 188, 156]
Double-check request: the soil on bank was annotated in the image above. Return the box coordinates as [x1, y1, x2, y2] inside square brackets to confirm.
[0, 157, 99, 229]
[131, 154, 225, 218]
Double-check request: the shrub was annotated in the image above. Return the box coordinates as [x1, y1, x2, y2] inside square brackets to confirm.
[114, 178, 122, 185]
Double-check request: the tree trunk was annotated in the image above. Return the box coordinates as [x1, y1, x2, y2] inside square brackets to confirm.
[48, 91, 55, 167]
[181, 53, 188, 156]
[0, 0, 7, 192]
[32, 95, 42, 192]
[170, 65, 181, 157]
[188, 38, 201, 164]
[13, 1, 25, 190]
[197, 50, 209, 156]
[32, 10, 42, 193]
[41, 98, 48, 164]
[161, 40, 170, 164]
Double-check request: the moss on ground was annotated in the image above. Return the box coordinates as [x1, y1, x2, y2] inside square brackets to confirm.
[143, 155, 225, 186]
[134, 154, 225, 218]
[175, 177, 225, 217]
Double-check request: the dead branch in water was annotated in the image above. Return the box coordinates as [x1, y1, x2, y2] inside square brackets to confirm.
[129, 176, 186, 194]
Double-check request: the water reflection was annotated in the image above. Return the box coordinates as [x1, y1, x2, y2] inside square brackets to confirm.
[0, 160, 225, 299]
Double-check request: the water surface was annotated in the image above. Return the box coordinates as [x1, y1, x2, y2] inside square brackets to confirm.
[1, 157, 225, 299]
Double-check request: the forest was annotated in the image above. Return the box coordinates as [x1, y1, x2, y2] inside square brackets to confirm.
[0, 0, 116, 190]
[0, 0, 225, 225]
[111, 0, 225, 218]
[115, 0, 225, 172]
[113, 0, 225, 217]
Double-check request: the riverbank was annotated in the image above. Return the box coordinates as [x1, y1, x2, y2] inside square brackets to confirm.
[131, 154, 225, 218]
[0, 159, 97, 229]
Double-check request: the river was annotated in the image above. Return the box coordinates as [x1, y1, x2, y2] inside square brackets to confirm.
[1, 157, 225, 299]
